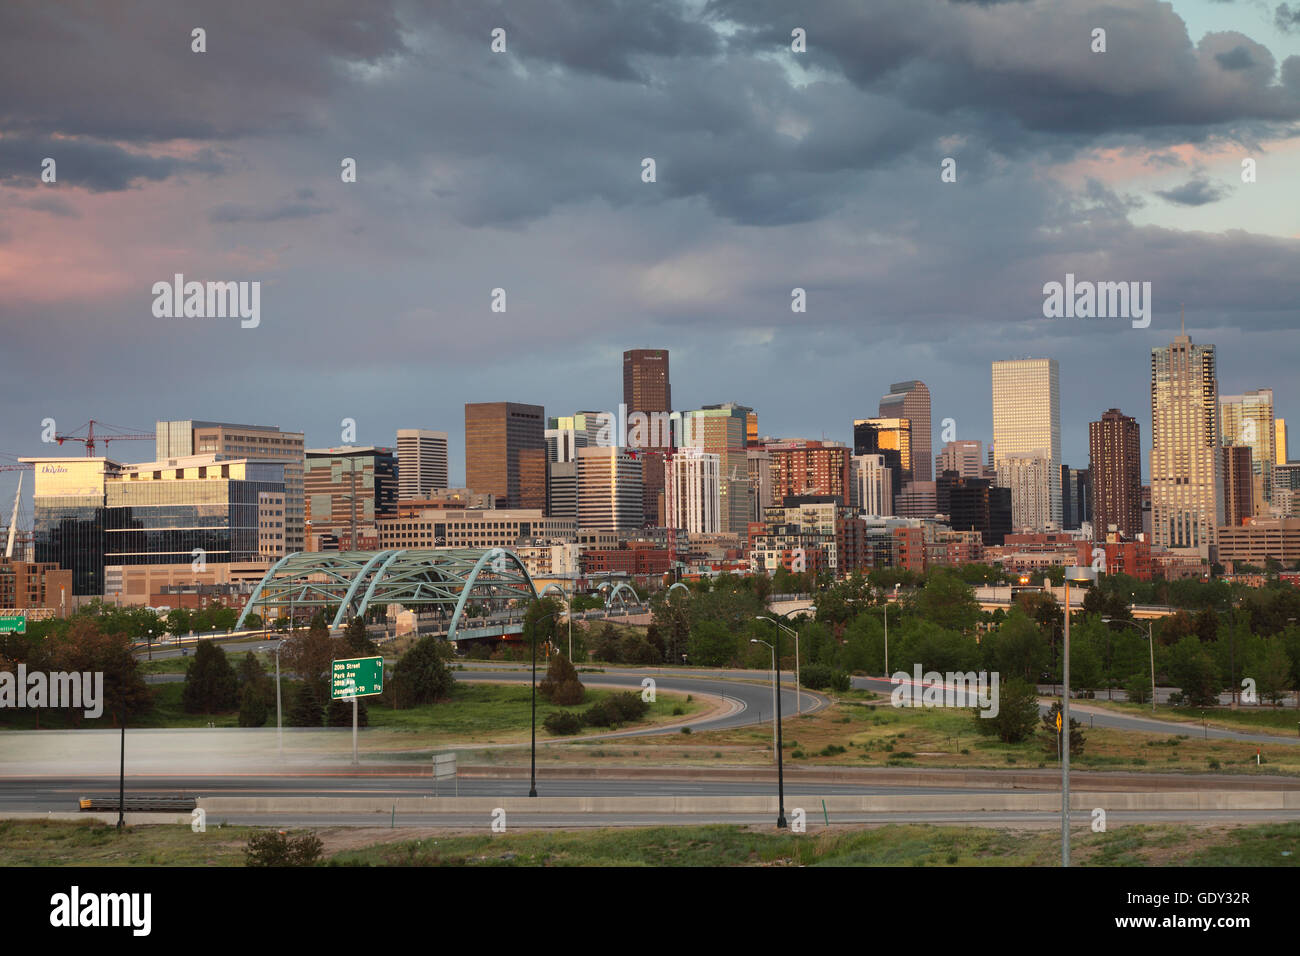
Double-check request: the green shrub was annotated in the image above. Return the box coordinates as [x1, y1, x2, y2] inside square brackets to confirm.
[581, 692, 649, 727]
[244, 830, 323, 867]
[800, 664, 833, 690]
[543, 711, 583, 736]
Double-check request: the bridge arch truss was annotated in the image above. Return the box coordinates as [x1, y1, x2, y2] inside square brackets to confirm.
[235, 548, 539, 639]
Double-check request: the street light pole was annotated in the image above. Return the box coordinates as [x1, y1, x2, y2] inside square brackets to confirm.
[529, 608, 562, 798]
[1102, 616, 1157, 714]
[1061, 566, 1098, 867]
[274, 640, 283, 758]
[883, 601, 890, 677]
[749, 637, 786, 828]
[1062, 577, 1072, 868]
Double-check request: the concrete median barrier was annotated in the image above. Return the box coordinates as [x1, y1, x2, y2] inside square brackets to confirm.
[196, 790, 1296, 816]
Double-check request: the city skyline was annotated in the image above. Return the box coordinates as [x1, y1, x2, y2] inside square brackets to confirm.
[2, 0, 1298, 516]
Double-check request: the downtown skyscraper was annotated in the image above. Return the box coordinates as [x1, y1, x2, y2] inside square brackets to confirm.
[879, 381, 932, 482]
[1150, 334, 1223, 558]
[1220, 388, 1275, 513]
[1088, 409, 1141, 540]
[991, 358, 1061, 529]
[623, 349, 672, 526]
[464, 402, 546, 510]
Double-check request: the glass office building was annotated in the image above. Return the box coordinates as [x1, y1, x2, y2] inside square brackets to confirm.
[26, 455, 285, 595]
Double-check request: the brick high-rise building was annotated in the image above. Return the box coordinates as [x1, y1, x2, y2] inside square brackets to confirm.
[622, 349, 671, 425]
[1150, 334, 1223, 558]
[1089, 408, 1142, 540]
[465, 402, 546, 510]
[767, 439, 850, 506]
[879, 381, 932, 482]
[1222, 445, 1254, 528]
[624, 350, 671, 526]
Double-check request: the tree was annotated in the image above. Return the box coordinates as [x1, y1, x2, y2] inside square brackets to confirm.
[1041, 701, 1085, 757]
[972, 677, 1039, 743]
[278, 619, 340, 704]
[1257, 638, 1293, 707]
[1165, 636, 1221, 707]
[1123, 671, 1151, 705]
[326, 696, 369, 726]
[238, 682, 268, 726]
[342, 616, 377, 655]
[165, 607, 193, 639]
[391, 635, 454, 706]
[538, 653, 585, 705]
[688, 620, 738, 667]
[982, 607, 1047, 683]
[181, 640, 239, 714]
[45, 618, 151, 722]
[288, 682, 325, 727]
[913, 568, 980, 633]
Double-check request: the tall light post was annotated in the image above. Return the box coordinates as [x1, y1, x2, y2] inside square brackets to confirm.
[756, 606, 815, 716]
[528, 608, 562, 798]
[1102, 616, 1156, 713]
[749, 637, 787, 828]
[273, 639, 285, 758]
[1061, 566, 1097, 867]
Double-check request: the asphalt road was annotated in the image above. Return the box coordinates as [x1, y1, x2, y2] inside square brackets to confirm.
[852, 675, 1300, 747]
[138, 639, 1298, 746]
[0, 774, 1010, 813]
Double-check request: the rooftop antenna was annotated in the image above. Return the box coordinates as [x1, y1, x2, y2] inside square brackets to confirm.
[1180, 303, 1185, 336]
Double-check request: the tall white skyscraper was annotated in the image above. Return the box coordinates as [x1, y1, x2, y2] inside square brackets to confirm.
[991, 358, 1061, 527]
[1151, 334, 1223, 557]
[666, 448, 721, 533]
[576, 446, 643, 532]
[996, 454, 1055, 532]
[396, 429, 449, 500]
[850, 454, 894, 516]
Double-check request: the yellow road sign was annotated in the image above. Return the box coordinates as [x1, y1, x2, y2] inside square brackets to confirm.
[1055, 711, 1063, 732]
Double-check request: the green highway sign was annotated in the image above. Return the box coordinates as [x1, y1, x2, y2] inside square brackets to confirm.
[0, 615, 27, 635]
[331, 656, 384, 700]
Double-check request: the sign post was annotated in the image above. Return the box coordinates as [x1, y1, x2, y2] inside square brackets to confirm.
[331, 656, 384, 766]
[0, 614, 27, 635]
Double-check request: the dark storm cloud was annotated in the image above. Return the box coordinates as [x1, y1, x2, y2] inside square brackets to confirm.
[1155, 177, 1230, 206]
[1277, 4, 1300, 32]
[709, 0, 1300, 134]
[0, 136, 221, 192]
[426, 0, 721, 82]
[1215, 45, 1257, 69]
[0, 1, 406, 142]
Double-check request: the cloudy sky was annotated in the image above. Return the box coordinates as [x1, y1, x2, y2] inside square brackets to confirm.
[2, 0, 1298, 518]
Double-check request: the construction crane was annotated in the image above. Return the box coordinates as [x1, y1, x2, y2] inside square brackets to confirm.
[53, 420, 155, 457]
